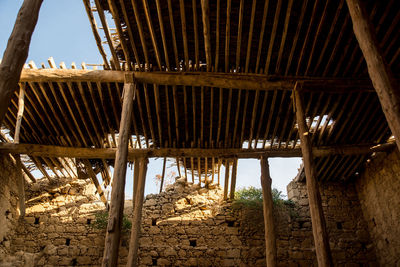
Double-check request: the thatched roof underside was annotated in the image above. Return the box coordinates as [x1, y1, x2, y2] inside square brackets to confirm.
[2, 0, 400, 183]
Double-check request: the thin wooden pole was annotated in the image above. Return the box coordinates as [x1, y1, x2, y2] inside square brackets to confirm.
[127, 157, 148, 267]
[223, 159, 230, 200]
[294, 87, 333, 267]
[132, 159, 140, 209]
[229, 158, 237, 199]
[102, 77, 135, 267]
[346, 0, 400, 151]
[260, 157, 276, 267]
[0, 0, 43, 125]
[14, 83, 26, 217]
[176, 157, 182, 177]
[159, 157, 167, 193]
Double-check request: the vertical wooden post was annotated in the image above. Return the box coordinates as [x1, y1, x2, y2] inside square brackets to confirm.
[176, 157, 182, 177]
[260, 157, 276, 267]
[14, 83, 25, 218]
[127, 157, 148, 267]
[132, 159, 140, 209]
[229, 158, 238, 199]
[102, 76, 135, 267]
[346, 0, 400, 151]
[159, 157, 167, 193]
[223, 159, 231, 200]
[294, 87, 333, 267]
[0, 0, 43, 125]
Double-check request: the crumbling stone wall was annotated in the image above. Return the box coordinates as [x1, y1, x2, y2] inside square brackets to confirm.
[5, 174, 378, 266]
[0, 154, 20, 258]
[8, 177, 107, 266]
[356, 149, 400, 266]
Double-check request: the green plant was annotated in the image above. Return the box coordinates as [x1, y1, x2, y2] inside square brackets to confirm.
[91, 211, 132, 233]
[233, 186, 294, 209]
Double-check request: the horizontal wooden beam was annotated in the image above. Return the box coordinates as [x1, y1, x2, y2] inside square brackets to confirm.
[0, 142, 395, 159]
[19, 69, 376, 91]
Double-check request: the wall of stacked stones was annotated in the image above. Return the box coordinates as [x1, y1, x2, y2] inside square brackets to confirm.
[355, 149, 400, 266]
[1, 172, 379, 266]
[0, 154, 20, 259]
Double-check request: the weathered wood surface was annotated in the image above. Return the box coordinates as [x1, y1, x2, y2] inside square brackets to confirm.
[229, 158, 237, 200]
[127, 157, 148, 267]
[0, 142, 395, 159]
[223, 159, 230, 200]
[0, 0, 43, 125]
[346, 0, 400, 151]
[19, 69, 377, 92]
[260, 157, 276, 267]
[294, 88, 333, 266]
[102, 81, 135, 267]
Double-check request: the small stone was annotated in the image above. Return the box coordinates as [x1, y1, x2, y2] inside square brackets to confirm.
[164, 247, 177, 257]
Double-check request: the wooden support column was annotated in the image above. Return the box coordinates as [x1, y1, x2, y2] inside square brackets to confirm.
[346, 0, 400, 151]
[127, 157, 148, 267]
[0, 0, 43, 125]
[260, 157, 276, 267]
[229, 158, 238, 200]
[14, 83, 25, 218]
[102, 76, 135, 267]
[223, 159, 231, 200]
[294, 88, 333, 267]
[159, 157, 167, 193]
[132, 159, 140, 209]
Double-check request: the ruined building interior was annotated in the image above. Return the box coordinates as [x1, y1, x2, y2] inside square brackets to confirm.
[0, 0, 399, 266]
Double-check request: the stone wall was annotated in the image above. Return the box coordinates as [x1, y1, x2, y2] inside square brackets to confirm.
[286, 180, 377, 266]
[356, 149, 400, 266]
[4, 173, 379, 266]
[0, 154, 20, 258]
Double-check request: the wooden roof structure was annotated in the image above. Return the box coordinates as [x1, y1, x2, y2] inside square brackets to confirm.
[0, 0, 399, 265]
[1, 0, 398, 184]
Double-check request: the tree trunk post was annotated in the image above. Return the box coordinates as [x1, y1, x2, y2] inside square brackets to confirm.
[127, 157, 148, 267]
[0, 0, 43, 125]
[14, 83, 26, 218]
[294, 87, 333, 266]
[346, 0, 400, 151]
[101, 76, 135, 267]
[229, 158, 238, 200]
[260, 157, 277, 267]
[223, 159, 231, 200]
[159, 157, 167, 193]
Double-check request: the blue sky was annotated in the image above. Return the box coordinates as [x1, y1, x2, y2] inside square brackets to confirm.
[1, 0, 302, 198]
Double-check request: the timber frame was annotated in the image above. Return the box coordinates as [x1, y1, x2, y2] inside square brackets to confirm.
[0, 0, 399, 266]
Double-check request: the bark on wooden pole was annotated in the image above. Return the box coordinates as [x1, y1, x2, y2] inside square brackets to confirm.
[101, 77, 135, 267]
[346, 0, 400, 151]
[127, 157, 148, 267]
[0, 0, 43, 125]
[260, 157, 276, 267]
[294, 87, 333, 266]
